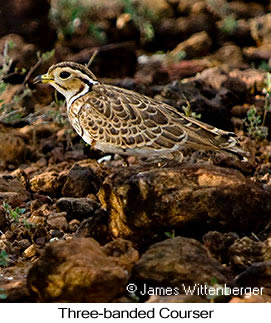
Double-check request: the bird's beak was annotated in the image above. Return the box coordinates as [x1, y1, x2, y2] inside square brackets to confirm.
[33, 74, 53, 84]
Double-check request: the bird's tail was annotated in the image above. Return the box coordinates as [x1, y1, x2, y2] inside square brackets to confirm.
[223, 142, 250, 161]
[181, 115, 252, 162]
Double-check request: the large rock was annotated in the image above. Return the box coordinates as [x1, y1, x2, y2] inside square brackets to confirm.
[27, 238, 135, 302]
[98, 164, 271, 245]
[132, 237, 231, 293]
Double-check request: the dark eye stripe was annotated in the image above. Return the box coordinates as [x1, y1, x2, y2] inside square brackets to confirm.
[59, 71, 71, 79]
[78, 77, 94, 89]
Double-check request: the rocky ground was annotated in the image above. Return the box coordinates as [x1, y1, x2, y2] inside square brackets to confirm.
[1, 0, 271, 303]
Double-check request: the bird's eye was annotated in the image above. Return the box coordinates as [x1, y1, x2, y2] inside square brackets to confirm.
[59, 71, 71, 79]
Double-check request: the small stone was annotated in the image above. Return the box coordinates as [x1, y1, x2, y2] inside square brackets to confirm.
[0, 205, 7, 230]
[0, 131, 26, 167]
[0, 174, 29, 207]
[228, 237, 263, 271]
[56, 197, 99, 221]
[29, 171, 63, 195]
[68, 219, 80, 232]
[103, 238, 139, 272]
[203, 231, 239, 263]
[61, 160, 107, 197]
[17, 239, 31, 252]
[23, 244, 37, 259]
[47, 212, 68, 231]
[250, 13, 271, 44]
[170, 31, 212, 59]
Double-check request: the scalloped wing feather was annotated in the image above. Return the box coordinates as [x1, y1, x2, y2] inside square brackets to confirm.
[77, 83, 248, 159]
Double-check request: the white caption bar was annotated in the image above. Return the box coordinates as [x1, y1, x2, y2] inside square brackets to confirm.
[1, 303, 269, 323]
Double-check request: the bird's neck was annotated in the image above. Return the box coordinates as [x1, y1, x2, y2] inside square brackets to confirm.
[66, 84, 90, 112]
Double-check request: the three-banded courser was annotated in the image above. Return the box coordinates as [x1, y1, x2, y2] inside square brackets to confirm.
[34, 62, 249, 162]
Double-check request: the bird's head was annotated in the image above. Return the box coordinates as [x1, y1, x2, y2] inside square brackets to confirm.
[33, 61, 98, 103]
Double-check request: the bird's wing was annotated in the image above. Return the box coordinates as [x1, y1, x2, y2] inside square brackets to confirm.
[78, 84, 187, 152]
[78, 84, 247, 157]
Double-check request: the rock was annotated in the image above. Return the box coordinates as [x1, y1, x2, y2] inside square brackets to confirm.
[102, 238, 139, 272]
[250, 13, 271, 45]
[132, 237, 231, 293]
[157, 79, 232, 130]
[0, 174, 29, 207]
[23, 244, 38, 259]
[155, 14, 214, 50]
[0, 0, 55, 49]
[210, 44, 245, 67]
[138, 0, 173, 17]
[98, 164, 271, 245]
[0, 131, 26, 167]
[29, 171, 63, 196]
[17, 239, 31, 252]
[74, 208, 110, 244]
[177, 0, 205, 15]
[243, 44, 271, 62]
[228, 237, 271, 271]
[0, 205, 7, 230]
[262, 238, 271, 260]
[135, 58, 170, 85]
[0, 279, 32, 302]
[216, 18, 253, 48]
[163, 59, 208, 80]
[47, 212, 68, 231]
[170, 31, 212, 60]
[229, 68, 266, 92]
[203, 231, 239, 263]
[68, 219, 80, 232]
[235, 261, 271, 296]
[27, 238, 129, 302]
[61, 160, 106, 197]
[56, 197, 99, 221]
[228, 1, 264, 19]
[159, 68, 248, 129]
[191, 67, 247, 96]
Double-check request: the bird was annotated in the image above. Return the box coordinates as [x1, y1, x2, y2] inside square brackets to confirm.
[33, 61, 249, 162]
